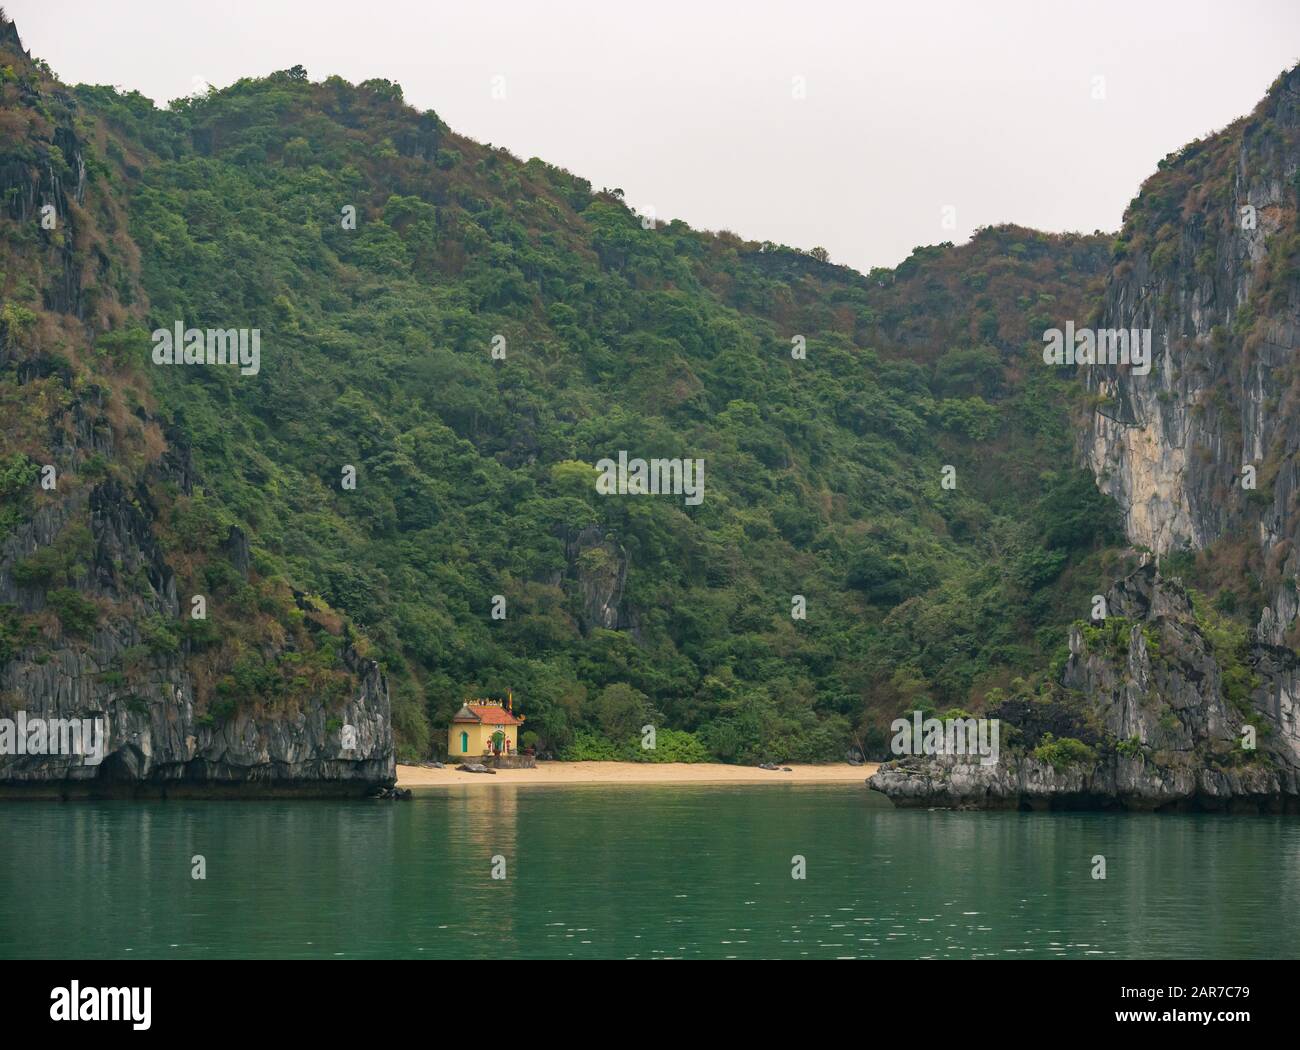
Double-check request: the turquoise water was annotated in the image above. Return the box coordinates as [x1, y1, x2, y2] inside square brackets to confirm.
[3, 784, 1299, 959]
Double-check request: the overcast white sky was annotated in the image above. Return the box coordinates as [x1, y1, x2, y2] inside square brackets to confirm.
[8, 1, 1300, 272]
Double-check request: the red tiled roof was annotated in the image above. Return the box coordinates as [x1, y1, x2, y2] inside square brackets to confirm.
[452, 702, 523, 726]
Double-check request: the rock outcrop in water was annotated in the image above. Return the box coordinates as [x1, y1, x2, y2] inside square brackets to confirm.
[869, 563, 1300, 810]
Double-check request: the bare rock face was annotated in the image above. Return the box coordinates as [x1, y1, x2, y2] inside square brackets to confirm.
[0, 435, 395, 798]
[1080, 65, 1300, 646]
[869, 751, 1287, 812]
[873, 67, 1300, 813]
[870, 564, 1300, 811]
[556, 523, 630, 633]
[0, 642, 394, 798]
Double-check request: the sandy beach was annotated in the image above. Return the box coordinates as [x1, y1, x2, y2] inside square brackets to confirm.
[397, 760, 877, 788]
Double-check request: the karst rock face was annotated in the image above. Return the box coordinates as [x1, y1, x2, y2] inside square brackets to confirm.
[872, 67, 1300, 811]
[4, 3, 1300, 803]
[0, 438, 395, 796]
[870, 563, 1300, 810]
[0, 17, 393, 797]
[1083, 67, 1300, 583]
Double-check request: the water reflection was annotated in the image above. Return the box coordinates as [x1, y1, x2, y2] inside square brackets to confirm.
[2, 786, 1298, 959]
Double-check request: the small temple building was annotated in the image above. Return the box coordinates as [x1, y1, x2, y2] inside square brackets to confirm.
[449, 693, 525, 759]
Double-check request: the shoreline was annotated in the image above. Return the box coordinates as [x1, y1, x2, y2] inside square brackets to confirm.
[397, 760, 878, 788]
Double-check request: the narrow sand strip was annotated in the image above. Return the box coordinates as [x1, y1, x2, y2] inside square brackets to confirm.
[398, 760, 877, 788]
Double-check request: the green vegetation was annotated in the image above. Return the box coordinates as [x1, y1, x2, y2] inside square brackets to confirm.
[1080, 616, 1134, 658]
[1032, 733, 1098, 770]
[46, 588, 98, 636]
[561, 727, 711, 763]
[0, 45, 1127, 761]
[1190, 589, 1261, 714]
[1116, 736, 1145, 759]
[0, 453, 38, 536]
[12, 526, 92, 586]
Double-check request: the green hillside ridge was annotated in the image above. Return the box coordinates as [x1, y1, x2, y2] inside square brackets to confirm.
[2, 32, 1129, 764]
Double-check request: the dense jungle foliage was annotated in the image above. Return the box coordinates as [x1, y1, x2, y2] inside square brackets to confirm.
[2, 40, 1126, 761]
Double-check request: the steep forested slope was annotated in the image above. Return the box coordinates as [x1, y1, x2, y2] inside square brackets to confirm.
[0, 12, 1122, 778]
[0, 18, 392, 794]
[875, 65, 1300, 810]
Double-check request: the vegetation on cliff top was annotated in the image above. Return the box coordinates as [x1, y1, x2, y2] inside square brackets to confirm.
[2, 24, 1128, 762]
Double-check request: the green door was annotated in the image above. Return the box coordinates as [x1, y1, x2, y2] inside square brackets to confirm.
[460, 731, 469, 753]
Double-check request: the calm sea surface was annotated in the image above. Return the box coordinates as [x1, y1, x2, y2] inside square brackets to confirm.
[3, 784, 1299, 959]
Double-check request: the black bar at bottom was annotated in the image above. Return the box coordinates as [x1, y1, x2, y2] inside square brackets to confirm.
[0, 958, 1289, 1036]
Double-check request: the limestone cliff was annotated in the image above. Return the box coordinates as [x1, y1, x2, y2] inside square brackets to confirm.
[870, 563, 1300, 810]
[0, 16, 394, 797]
[871, 64, 1300, 811]
[1082, 65, 1300, 640]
